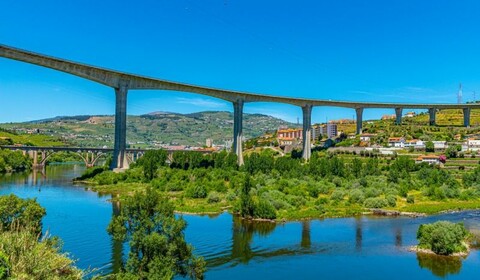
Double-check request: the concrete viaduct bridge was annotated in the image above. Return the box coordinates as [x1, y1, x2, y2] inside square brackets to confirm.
[1, 44, 479, 169]
[0, 145, 147, 169]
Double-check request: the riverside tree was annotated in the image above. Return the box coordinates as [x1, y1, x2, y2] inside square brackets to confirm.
[417, 221, 469, 255]
[107, 188, 206, 279]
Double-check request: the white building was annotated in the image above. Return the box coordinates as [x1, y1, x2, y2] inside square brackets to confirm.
[404, 139, 425, 149]
[465, 139, 480, 152]
[312, 125, 324, 141]
[360, 133, 376, 142]
[206, 138, 213, 148]
[432, 141, 447, 150]
[415, 155, 441, 165]
[326, 123, 337, 139]
[388, 137, 405, 148]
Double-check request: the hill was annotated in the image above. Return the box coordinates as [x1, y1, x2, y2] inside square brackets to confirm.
[0, 111, 298, 148]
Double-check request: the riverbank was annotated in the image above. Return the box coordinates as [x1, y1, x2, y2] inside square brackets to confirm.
[86, 182, 480, 221]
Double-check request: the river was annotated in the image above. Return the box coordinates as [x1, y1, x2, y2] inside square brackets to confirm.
[1, 164, 479, 279]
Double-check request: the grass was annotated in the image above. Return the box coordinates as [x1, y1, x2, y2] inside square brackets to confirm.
[400, 200, 480, 214]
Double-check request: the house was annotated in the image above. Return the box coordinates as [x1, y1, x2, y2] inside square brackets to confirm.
[404, 139, 425, 149]
[405, 111, 416, 118]
[278, 137, 297, 146]
[432, 141, 447, 150]
[388, 137, 405, 148]
[465, 138, 480, 152]
[277, 128, 303, 146]
[415, 155, 441, 165]
[360, 133, 376, 142]
[381, 114, 396, 120]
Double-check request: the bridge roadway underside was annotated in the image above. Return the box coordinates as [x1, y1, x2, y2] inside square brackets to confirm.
[1, 44, 480, 168]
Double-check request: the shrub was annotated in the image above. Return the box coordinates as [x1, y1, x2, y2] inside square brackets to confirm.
[330, 190, 345, 202]
[207, 191, 221, 204]
[0, 231, 82, 279]
[349, 189, 365, 204]
[386, 195, 397, 207]
[261, 191, 291, 210]
[406, 195, 415, 204]
[364, 187, 381, 198]
[185, 184, 207, 199]
[417, 221, 468, 255]
[254, 200, 277, 219]
[226, 190, 237, 201]
[315, 197, 329, 205]
[363, 197, 388, 208]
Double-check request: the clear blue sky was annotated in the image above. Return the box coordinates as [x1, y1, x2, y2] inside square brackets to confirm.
[1, 0, 480, 123]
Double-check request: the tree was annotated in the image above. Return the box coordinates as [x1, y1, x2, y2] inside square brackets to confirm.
[445, 146, 458, 159]
[417, 221, 468, 255]
[0, 194, 45, 234]
[425, 141, 435, 153]
[137, 150, 167, 180]
[107, 188, 205, 279]
[239, 175, 255, 218]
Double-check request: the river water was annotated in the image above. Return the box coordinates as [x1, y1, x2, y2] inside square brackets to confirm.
[1, 165, 480, 279]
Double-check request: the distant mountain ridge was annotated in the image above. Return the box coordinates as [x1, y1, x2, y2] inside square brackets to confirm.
[1, 111, 298, 148]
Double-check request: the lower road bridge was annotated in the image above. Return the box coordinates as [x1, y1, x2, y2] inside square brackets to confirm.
[0, 145, 214, 169]
[0, 145, 147, 169]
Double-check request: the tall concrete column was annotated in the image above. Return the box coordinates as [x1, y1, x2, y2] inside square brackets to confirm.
[355, 108, 364, 135]
[395, 107, 402, 125]
[33, 150, 38, 166]
[463, 108, 471, 127]
[233, 99, 244, 166]
[428, 108, 436, 126]
[302, 105, 312, 161]
[111, 84, 129, 170]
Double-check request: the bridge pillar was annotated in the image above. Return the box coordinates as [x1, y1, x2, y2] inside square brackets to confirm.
[395, 107, 402, 125]
[355, 108, 363, 135]
[111, 84, 129, 170]
[233, 99, 244, 166]
[301, 105, 312, 161]
[32, 150, 38, 166]
[463, 108, 471, 127]
[428, 108, 436, 126]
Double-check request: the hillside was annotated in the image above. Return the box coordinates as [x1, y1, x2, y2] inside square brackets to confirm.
[0, 111, 298, 148]
[0, 128, 66, 147]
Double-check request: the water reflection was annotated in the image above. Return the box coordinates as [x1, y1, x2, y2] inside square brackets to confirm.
[355, 217, 363, 251]
[417, 253, 463, 277]
[300, 221, 311, 249]
[111, 200, 123, 273]
[230, 217, 276, 264]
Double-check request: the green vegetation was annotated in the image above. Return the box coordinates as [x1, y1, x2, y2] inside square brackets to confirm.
[417, 221, 470, 255]
[82, 148, 480, 220]
[0, 194, 82, 279]
[0, 149, 31, 173]
[107, 188, 205, 279]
